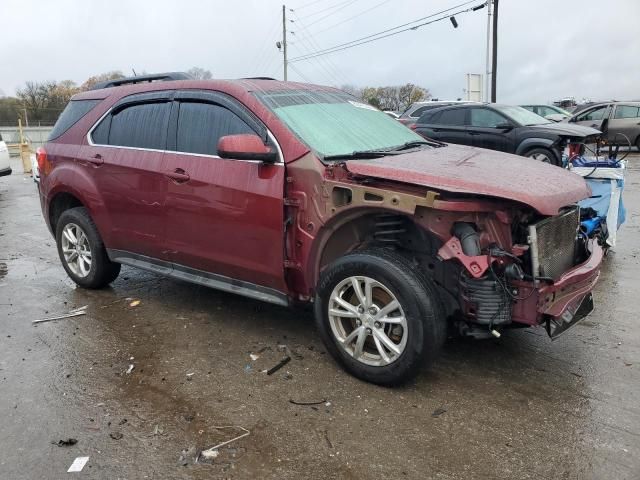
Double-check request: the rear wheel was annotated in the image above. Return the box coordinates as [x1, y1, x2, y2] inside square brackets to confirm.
[635, 136, 640, 152]
[314, 249, 446, 386]
[525, 147, 559, 166]
[56, 207, 120, 289]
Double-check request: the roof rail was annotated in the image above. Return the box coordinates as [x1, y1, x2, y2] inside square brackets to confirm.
[242, 77, 277, 81]
[90, 72, 193, 90]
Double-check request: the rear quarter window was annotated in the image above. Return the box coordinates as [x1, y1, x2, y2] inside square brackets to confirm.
[48, 99, 100, 140]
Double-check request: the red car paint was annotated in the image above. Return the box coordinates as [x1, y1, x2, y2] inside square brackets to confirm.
[345, 144, 590, 216]
[39, 79, 602, 335]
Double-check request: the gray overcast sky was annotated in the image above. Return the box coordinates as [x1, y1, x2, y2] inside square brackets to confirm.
[2, 0, 638, 104]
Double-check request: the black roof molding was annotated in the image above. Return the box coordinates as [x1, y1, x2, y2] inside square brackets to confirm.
[90, 72, 193, 91]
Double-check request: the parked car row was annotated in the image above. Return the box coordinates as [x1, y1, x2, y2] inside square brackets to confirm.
[409, 103, 600, 165]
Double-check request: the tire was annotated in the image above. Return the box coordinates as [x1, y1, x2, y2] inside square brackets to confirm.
[635, 136, 640, 152]
[524, 147, 560, 166]
[314, 248, 446, 386]
[55, 207, 120, 289]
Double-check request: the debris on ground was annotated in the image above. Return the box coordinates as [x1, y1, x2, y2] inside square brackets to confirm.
[153, 424, 165, 436]
[289, 398, 327, 406]
[33, 305, 87, 324]
[198, 426, 250, 462]
[126, 364, 134, 374]
[186, 372, 195, 380]
[129, 299, 141, 307]
[249, 353, 260, 361]
[432, 407, 447, 417]
[266, 356, 291, 375]
[67, 456, 90, 473]
[109, 432, 123, 440]
[198, 448, 219, 464]
[52, 438, 78, 447]
[177, 446, 198, 466]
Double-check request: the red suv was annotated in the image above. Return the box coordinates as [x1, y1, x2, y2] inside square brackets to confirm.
[38, 73, 603, 385]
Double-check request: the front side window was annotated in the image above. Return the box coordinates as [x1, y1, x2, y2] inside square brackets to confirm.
[469, 108, 507, 128]
[577, 106, 608, 122]
[94, 102, 171, 150]
[176, 102, 254, 156]
[492, 105, 549, 126]
[614, 105, 640, 119]
[255, 89, 424, 158]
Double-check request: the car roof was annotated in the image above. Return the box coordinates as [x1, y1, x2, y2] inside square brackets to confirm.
[72, 78, 342, 101]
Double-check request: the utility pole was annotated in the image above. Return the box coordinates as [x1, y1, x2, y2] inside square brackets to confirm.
[491, 0, 499, 102]
[282, 5, 288, 81]
[484, 0, 492, 102]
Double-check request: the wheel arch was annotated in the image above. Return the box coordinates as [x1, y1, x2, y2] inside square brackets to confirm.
[305, 207, 439, 296]
[515, 137, 554, 156]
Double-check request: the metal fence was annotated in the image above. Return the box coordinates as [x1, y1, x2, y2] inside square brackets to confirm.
[0, 126, 53, 155]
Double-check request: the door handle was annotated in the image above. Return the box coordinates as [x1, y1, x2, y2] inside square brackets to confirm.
[165, 168, 190, 183]
[86, 153, 103, 166]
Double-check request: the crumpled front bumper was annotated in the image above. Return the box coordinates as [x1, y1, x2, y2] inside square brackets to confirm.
[511, 240, 604, 336]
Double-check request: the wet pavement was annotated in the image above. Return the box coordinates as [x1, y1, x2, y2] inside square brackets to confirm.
[1, 155, 639, 479]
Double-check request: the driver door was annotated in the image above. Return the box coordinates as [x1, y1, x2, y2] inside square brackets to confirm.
[162, 91, 286, 291]
[467, 107, 514, 153]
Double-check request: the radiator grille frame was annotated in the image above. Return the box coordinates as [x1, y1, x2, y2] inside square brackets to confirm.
[528, 206, 580, 280]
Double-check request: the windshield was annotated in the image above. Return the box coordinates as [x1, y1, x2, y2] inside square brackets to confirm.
[255, 89, 426, 158]
[494, 105, 551, 126]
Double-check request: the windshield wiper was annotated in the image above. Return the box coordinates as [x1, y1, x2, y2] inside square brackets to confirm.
[390, 140, 442, 150]
[323, 150, 395, 161]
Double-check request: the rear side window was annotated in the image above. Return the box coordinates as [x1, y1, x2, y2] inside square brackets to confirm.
[614, 105, 640, 119]
[176, 102, 254, 156]
[48, 99, 100, 140]
[101, 102, 171, 150]
[432, 108, 466, 126]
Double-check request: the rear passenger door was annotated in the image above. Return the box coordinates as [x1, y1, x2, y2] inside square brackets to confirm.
[467, 107, 514, 153]
[415, 108, 471, 145]
[80, 92, 172, 263]
[162, 91, 286, 291]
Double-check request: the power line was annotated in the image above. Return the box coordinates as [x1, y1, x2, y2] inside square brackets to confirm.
[290, 12, 350, 85]
[290, 1, 485, 62]
[292, 0, 325, 11]
[288, 63, 313, 83]
[305, 0, 361, 27]
[310, 0, 393, 36]
[294, 0, 358, 20]
[290, 0, 480, 62]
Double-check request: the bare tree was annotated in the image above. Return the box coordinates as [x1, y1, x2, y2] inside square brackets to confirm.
[80, 71, 125, 91]
[360, 83, 431, 111]
[187, 67, 213, 80]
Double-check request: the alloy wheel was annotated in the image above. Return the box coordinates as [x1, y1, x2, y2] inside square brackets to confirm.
[328, 276, 408, 366]
[61, 223, 92, 278]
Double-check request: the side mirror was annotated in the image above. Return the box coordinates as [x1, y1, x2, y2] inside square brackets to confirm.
[495, 122, 513, 131]
[217, 134, 278, 163]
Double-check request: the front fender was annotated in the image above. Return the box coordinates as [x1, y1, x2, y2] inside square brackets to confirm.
[515, 137, 554, 156]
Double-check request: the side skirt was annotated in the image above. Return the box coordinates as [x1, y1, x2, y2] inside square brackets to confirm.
[107, 249, 290, 307]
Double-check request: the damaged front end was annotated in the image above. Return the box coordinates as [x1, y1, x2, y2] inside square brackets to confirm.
[435, 205, 602, 339]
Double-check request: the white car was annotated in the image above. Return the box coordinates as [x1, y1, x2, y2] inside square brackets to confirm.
[0, 134, 12, 178]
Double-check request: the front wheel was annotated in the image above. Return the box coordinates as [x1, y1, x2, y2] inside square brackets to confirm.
[524, 147, 560, 166]
[314, 249, 446, 386]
